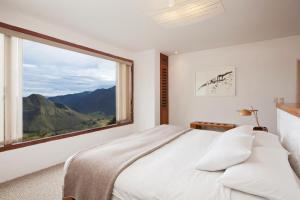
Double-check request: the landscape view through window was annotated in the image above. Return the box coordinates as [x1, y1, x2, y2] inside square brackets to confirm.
[23, 39, 117, 141]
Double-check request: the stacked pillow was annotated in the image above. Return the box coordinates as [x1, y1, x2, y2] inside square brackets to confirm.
[253, 130, 283, 148]
[195, 126, 300, 200]
[195, 126, 254, 171]
[218, 146, 300, 200]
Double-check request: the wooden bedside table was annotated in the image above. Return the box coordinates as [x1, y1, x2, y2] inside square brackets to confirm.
[190, 121, 236, 132]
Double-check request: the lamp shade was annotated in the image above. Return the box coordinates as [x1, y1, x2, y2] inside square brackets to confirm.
[239, 109, 252, 116]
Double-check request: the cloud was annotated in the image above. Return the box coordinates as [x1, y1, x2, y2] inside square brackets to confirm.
[23, 64, 37, 68]
[23, 39, 116, 97]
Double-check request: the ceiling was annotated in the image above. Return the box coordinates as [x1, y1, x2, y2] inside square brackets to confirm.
[0, 0, 300, 54]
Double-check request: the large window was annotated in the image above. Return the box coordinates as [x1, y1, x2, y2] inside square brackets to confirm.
[22, 40, 118, 141]
[0, 24, 133, 150]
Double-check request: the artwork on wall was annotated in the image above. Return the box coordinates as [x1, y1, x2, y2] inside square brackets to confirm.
[195, 67, 235, 96]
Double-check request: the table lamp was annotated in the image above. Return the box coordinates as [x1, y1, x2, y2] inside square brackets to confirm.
[238, 107, 268, 132]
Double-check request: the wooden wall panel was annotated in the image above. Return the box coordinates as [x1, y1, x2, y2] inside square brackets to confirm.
[160, 54, 169, 124]
[297, 60, 300, 103]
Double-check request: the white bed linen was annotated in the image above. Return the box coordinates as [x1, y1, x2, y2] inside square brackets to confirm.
[112, 129, 264, 200]
[65, 129, 265, 200]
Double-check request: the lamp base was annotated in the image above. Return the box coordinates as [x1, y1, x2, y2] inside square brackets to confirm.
[253, 126, 268, 132]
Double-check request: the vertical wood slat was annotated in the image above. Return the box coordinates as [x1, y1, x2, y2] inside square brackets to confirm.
[160, 53, 169, 124]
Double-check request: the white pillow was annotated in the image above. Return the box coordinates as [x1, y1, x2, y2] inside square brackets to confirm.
[195, 132, 254, 171]
[227, 126, 283, 148]
[218, 147, 300, 200]
[254, 132, 283, 148]
[225, 125, 254, 135]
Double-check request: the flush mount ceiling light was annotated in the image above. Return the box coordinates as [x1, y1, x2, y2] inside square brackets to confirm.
[151, 0, 224, 27]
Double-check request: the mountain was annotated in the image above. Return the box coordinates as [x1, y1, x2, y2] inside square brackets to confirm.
[49, 86, 116, 115]
[23, 94, 96, 136]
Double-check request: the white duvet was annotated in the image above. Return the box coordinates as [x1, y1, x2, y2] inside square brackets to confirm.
[65, 129, 266, 200]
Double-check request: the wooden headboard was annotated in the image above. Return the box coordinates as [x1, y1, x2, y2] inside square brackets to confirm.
[277, 103, 300, 178]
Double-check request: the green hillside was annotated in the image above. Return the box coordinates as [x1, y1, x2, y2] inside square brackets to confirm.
[23, 94, 114, 141]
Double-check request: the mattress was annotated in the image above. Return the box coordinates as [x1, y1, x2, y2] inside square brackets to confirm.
[65, 129, 265, 200]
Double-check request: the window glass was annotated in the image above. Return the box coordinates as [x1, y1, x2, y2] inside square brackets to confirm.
[22, 40, 117, 141]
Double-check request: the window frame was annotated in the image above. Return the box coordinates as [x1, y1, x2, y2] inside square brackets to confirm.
[0, 22, 134, 152]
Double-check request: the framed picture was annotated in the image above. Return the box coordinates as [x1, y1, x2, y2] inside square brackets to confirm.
[195, 67, 235, 96]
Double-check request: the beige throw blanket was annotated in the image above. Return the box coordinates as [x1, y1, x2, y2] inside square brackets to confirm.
[63, 125, 191, 200]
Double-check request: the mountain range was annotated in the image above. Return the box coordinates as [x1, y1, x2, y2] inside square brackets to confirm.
[23, 86, 116, 140]
[49, 86, 116, 115]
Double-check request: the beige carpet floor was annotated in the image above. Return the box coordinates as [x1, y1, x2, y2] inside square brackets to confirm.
[0, 164, 64, 200]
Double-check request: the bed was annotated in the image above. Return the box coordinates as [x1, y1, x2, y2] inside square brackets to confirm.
[112, 129, 267, 200]
[63, 125, 300, 200]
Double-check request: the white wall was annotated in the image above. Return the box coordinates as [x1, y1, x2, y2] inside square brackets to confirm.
[0, 125, 135, 183]
[155, 51, 161, 126]
[169, 36, 300, 133]
[0, 5, 159, 183]
[133, 49, 160, 131]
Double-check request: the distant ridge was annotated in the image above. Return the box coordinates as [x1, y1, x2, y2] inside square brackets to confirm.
[49, 86, 116, 115]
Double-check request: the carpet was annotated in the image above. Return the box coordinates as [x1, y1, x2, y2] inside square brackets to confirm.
[0, 164, 64, 200]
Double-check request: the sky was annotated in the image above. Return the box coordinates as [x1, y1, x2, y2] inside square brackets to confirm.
[23, 39, 116, 97]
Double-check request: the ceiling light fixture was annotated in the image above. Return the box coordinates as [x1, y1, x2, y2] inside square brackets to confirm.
[151, 0, 224, 27]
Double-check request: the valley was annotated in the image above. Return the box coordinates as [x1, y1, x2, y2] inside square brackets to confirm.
[22, 86, 116, 141]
